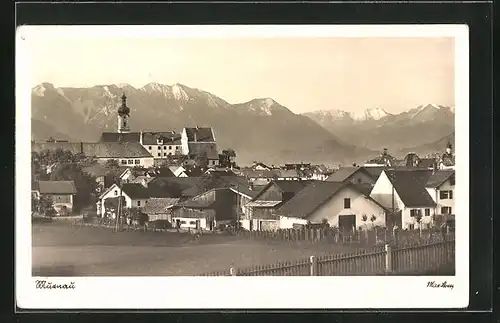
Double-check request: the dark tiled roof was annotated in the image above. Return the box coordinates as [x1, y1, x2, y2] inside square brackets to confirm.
[277, 169, 301, 178]
[273, 180, 313, 194]
[276, 182, 346, 219]
[419, 158, 437, 169]
[122, 182, 184, 199]
[184, 127, 215, 142]
[185, 167, 205, 177]
[206, 169, 238, 177]
[325, 167, 366, 182]
[426, 170, 455, 188]
[241, 169, 279, 179]
[99, 132, 141, 143]
[188, 142, 219, 160]
[82, 164, 110, 177]
[32, 142, 152, 158]
[36, 181, 77, 194]
[141, 132, 181, 145]
[142, 197, 180, 214]
[150, 177, 203, 197]
[363, 167, 385, 180]
[385, 169, 436, 207]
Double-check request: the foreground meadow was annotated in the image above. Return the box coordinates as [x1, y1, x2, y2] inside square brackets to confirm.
[32, 223, 365, 276]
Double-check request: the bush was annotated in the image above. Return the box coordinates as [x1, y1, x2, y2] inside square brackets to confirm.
[149, 220, 172, 230]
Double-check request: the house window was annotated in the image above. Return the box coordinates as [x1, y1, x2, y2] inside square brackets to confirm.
[410, 209, 422, 217]
[424, 209, 430, 216]
[114, 190, 118, 196]
[181, 221, 186, 225]
[439, 190, 453, 200]
[158, 153, 161, 157]
[441, 206, 452, 214]
[121, 160, 127, 165]
[189, 221, 196, 225]
[164, 153, 167, 156]
[344, 198, 351, 209]
[169, 146, 172, 150]
[128, 160, 133, 165]
[408, 224, 415, 230]
[149, 146, 152, 150]
[137, 201, 141, 207]
[135, 159, 140, 164]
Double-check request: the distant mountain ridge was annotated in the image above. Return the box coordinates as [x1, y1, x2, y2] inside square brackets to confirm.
[303, 103, 454, 152]
[30, 82, 376, 166]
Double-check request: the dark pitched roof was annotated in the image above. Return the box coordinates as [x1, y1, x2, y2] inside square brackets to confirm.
[418, 158, 437, 169]
[185, 167, 205, 177]
[426, 170, 455, 188]
[277, 169, 301, 178]
[363, 167, 385, 180]
[121, 182, 184, 199]
[142, 197, 180, 214]
[276, 182, 346, 219]
[145, 167, 175, 178]
[32, 142, 152, 158]
[82, 164, 110, 177]
[188, 142, 219, 160]
[250, 180, 312, 202]
[99, 132, 141, 143]
[36, 181, 77, 194]
[150, 177, 203, 197]
[141, 131, 181, 145]
[385, 169, 436, 207]
[206, 169, 238, 177]
[184, 127, 215, 142]
[325, 167, 369, 182]
[241, 169, 279, 179]
[352, 182, 373, 196]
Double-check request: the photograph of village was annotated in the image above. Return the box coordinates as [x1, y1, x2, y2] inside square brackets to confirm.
[29, 34, 456, 277]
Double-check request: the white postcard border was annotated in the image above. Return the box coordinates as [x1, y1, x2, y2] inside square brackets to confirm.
[15, 24, 469, 309]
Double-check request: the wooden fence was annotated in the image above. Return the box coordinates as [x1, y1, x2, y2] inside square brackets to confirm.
[229, 226, 454, 247]
[200, 238, 455, 276]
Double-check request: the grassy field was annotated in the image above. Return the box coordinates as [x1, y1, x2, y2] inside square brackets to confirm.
[32, 223, 365, 276]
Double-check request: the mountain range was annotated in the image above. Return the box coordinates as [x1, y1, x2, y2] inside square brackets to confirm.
[30, 83, 374, 166]
[302, 104, 454, 152]
[30, 82, 454, 166]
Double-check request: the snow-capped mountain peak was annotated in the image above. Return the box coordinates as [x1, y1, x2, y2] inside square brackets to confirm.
[351, 107, 391, 121]
[171, 83, 189, 101]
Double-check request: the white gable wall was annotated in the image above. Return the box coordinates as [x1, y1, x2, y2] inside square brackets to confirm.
[294, 186, 387, 229]
[370, 171, 404, 211]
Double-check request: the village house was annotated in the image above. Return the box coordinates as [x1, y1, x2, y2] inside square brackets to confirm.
[364, 148, 397, 167]
[243, 180, 312, 231]
[139, 131, 183, 159]
[181, 127, 220, 167]
[32, 180, 77, 216]
[141, 197, 180, 223]
[370, 169, 436, 230]
[97, 178, 182, 218]
[251, 162, 272, 171]
[169, 165, 188, 177]
[325, 166, 376, 188]
[31, 141, 155, 168]
[425, 169, 455, 218]
[397, 152, 437, 170]
[275, 181, 388, 231]
[240, 168, 279, 187]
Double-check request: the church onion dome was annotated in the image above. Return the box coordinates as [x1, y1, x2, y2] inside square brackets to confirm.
[118, 93, 130, 116]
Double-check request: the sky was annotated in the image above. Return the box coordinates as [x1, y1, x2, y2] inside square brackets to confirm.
[27, 32, 455, 115]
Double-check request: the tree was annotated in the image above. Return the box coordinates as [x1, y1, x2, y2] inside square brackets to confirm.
[220, 149, 237, 168]
[124, 207, 148, 226]
[38, 195, 55, 217]
[194, 151, 209, 169]
[49, 163, 98, 213]
[105, 159, 120, 169]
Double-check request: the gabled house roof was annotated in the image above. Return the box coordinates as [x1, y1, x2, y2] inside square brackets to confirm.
[142, 197, 180, 214]
[141, 131, 181, 145]
[34, 181, 77, 195]
[121, 182, 183, 199]
[384, 169, 436, 207]
[325, 166, 372, 182]
[99, 132, 141, 143]
[251, 180, 312, 202]
[426, 170, 455, 188]
[363, 167, 385, 180]
[277, 181, 388, 219]
[32, 142, 152, 159]
[241, 169, 279, 179]
[277, 169, 301, 178]
[184, 127, 215, 142]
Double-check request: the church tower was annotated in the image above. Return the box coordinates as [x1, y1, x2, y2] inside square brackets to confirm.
[117, 93, 131, 133]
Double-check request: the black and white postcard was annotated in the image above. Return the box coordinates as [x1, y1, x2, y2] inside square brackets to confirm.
[16, 24, 469, 309]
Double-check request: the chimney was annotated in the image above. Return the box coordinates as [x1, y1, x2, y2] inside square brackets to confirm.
[80, 142, 84, 154]
[193, 129, 197, 142]
[249, 182, 254, 190]
[140, 131, 143, 145]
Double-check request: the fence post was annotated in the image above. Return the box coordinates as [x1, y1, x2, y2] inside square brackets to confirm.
[310, 255, 318, 276]
[385, 244, 393, 274]
[230, 267, 237, 276]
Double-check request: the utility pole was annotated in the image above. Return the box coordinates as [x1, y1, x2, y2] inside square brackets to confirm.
[115, 178, 123, 232]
